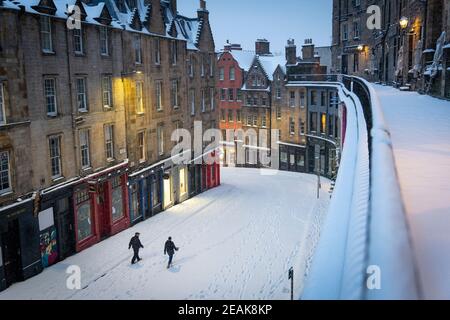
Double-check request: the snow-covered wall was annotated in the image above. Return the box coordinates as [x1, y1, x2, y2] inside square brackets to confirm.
[301, 77, 419, 300]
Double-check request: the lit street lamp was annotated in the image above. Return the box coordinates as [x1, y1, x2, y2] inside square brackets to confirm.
[399, 16, 409, 30]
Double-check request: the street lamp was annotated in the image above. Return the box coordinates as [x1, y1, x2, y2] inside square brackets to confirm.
[399, 16, 409, 30]
[357, 44, 364, 52]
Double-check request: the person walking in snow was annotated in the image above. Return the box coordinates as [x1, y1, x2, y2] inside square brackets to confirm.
[164, 237, 179, 269]
[129, 232, 144, 264]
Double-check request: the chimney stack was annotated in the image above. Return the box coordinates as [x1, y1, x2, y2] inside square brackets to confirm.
[285, 39, 297, 65]
[197, 0, 209, 20]
[302, 38, 315, 60]
[170, 0, 177, 14]
[255, 39, 270, 56]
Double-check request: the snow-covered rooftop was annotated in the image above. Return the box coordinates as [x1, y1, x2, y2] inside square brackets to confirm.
[0, 0, 206, 49]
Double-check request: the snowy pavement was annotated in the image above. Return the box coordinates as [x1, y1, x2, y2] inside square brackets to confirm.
[374, 85, 450, 299]
[0, 167, 330, 300]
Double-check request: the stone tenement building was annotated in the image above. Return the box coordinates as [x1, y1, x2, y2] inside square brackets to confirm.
[0, 0, 219, 291]
[331, 0, 449, 99]
[217, 38, 339, 177]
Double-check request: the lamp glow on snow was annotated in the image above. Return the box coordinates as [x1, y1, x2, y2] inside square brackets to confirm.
[400, 16, 409, 30]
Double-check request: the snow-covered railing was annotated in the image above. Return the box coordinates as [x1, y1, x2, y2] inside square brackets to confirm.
[301, 76, 420, 300]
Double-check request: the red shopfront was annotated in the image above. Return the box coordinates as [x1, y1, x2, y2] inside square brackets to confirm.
[202, 151, 221, 190]
[73, 166, 130, 252]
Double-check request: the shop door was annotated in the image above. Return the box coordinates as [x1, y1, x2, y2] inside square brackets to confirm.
[56, 198, 75, 260]
[97, 183, 109, 240]
[1, 219, 21, 286]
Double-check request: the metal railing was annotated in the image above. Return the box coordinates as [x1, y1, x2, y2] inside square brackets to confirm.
[300, 75, 420, 300]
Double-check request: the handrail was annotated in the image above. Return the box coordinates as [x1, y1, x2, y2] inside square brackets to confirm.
[300, 75, 420, 300]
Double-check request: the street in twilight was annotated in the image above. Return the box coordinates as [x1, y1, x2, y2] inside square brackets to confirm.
[0, 0, 450, 301]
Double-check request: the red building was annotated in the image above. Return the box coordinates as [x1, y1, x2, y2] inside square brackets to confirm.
[217, 44, 254, 165]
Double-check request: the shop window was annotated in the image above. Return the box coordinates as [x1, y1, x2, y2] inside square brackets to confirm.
[321, 113, 327, 134]
[111, 177, 124, 222]
[179, 168, 187, 196]
[310, 112, 318, 132]
[280, 151, 288, 164]
[297, 154, 305, 167]
[75, 189, 92, 242]
[0, 151, 11, 194]
[152, 176, 161, 208]
[130, 183, 140, 221]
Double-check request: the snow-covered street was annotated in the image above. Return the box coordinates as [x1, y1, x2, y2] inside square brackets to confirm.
[0, 167, 330, 300]
[374, 85, 450, 300]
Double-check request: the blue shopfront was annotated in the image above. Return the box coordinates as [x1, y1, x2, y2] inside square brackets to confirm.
[128, 167, 164, 225]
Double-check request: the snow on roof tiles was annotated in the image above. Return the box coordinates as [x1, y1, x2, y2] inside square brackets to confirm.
[0, 0, 203, 48]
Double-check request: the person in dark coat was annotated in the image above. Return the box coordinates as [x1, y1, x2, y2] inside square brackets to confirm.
[129, 232, 144, 264]
[164, 237, 179, 269]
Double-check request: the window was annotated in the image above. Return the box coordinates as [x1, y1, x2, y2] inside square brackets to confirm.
[276, 106, 281, 119]
[353, 53, 359, 72]
[157, 125, 164, 156]
[75, 189, 92, 242]
[300, 91, 306, 108]
[299, 119, 305, 135]
[210, 88, 215, 110]
[261, 115, 267, 128]
[228, 110, 233, 122]
[44, 78, 57, 116]
[253, 96, 257, 106]
[289, 117, 295, 135]
[236, 110, 242, 122]
[155, 81, 163, 111]
[170, 40, 177, 65]
[73, 27, 83, 54]
[246, 115, 252, 126]
[219, 67, 224, 81]
[154, 38, 161, 65]
[228, 88, 234, 101]
[137, 131, 145, 162]
[353, 21, 360, 39]
[237, 89, 242, 101]
[220, 89, 226, 101]
[102, 75, 113, 108]
[40, 16, 53, 53]
[0, 83, 5, 124]
[342, 24, 348, 41]
[276, 87, 281, 99]
[79, 129, 90, 169]
[290, 91, 295, 107]
[189, 55, 194, 77]
[335, 116, 339, 138]
[0, 151, 11, 194]
[99, 26, 109, 56]
[190, 89, 195, 115]
[310, 112, 318, 132]
[221, 109, 226, 121]
[321, 91, 327, 106]
[135, 81, 144, 114]
[134, 35, 142, 64]
[171, 80, 179, 108]
[311, 90, 317, 105]
[209, 54, 214, 77]
[252, 115, 258, 127]
[105, 124, 114, 160]
[111, 177, 124, 222]
[201, 89, 206, 112]
[229, 67, 235, 81]
[320, 113, 327, 134]
[261, 97, 267, 106]
[76, 78, 88, 112]
[49, 136, 62, 178]
[201, 56, 205, 77]
[328, 115, 334, 137]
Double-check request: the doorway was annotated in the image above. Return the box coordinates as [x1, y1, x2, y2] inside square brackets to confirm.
[1, 219, 21, 287]
[341, 54, 348, 74]
[163, 175, 172, 209]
